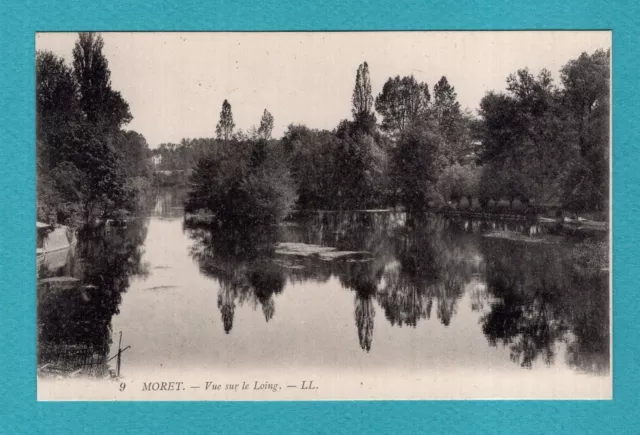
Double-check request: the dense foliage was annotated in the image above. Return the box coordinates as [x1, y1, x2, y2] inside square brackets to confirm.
[477, 50, 610, 211]
[185, 139, 296, 225]
[37, 33, 152, 227]
[37, 35, 608, 227]
[181, 50, 609, 225]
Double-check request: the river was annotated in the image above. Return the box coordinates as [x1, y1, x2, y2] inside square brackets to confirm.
[37, 188, 611, 399]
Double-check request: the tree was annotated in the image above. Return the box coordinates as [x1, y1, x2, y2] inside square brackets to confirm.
[215, 99, 235, 141]
[110, 130, 153, 211]
[186, 138, 297, 226]
[560, 50, 610, 211]
[351, 62, 376, 134]
[282, 125, 339, 209]
[37, 161, 87, 225]
[37, 34, 151, 226]
[479, 160, 530, 208]
[437, 164, 466, 205]
[477, 91, 520, 163]
[71, 32, 136, 220]
[461, 165, 481, 206]
[112, 130, 152, 179]
[72, 32, 132, 131]
[36, 50, 81, 170]
[432, 76, 466, 164]
[257, 109, 275, 140]
[375, 75, 431, 138]
[390, 119, 446, 211]
[238, 141, 298, 224]
[320, 62, 388, 209]
[433, 76, 461, 126]
[45, 33, 152, 225]
[282, 123, 314, 156]
[478, 68, 577, 207]
[437, 163, 480, 207]
[333, 132, 388, 209]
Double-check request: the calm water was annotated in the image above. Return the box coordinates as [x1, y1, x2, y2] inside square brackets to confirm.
[37, 188, 610, 396]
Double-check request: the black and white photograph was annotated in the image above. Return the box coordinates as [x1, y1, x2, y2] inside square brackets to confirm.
[35, 31, 611, 400]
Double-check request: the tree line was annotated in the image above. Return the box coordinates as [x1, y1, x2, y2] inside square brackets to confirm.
[36, 33, 608, 228]
[185, 49, 609, 226]
[37, 32, 152, 227]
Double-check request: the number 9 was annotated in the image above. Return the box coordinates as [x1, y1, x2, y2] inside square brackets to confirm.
[119, 382, 126, 391]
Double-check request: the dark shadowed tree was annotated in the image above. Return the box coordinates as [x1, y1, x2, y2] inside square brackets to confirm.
[432, 76, 465, 164]
[560, 49, 610, 211]
[351, 62, 376, 134]
[72, 32, 132, 131]
[478, 68, 577, 207]
[112, 130, 152, 179]
[477, 91, 521, 164]
[433, 77, 460, 124]
[257, 109, 275, 140]
[37, 160, 87, 226]
[215, 99, 235, 141]
[282, 124, 339, 209]
[37, 34, 150, 226]
[71, 32, 136, 221]
[36, 50, 81, 170]
[333, 131, 388, 209]
[321, 62, 387, 209]
[186, 139, 296, 226]
[391, 119, 446, 211]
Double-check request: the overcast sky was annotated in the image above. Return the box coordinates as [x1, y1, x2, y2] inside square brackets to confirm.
[36, 31, 610, 148]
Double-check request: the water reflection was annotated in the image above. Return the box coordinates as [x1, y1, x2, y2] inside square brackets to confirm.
[383, 218, 477, 328]
[37, 219, 149, 377]
[37, 190, 610, 379]
[480, 237, 609, 373]
[187, 223, 284, 333]
[336, 260, 382, 352]
[152, 187, 188, 218]
[185, 210, 609, 374]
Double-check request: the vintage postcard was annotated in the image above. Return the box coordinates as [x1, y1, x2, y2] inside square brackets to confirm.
[35, 31, 611, 401]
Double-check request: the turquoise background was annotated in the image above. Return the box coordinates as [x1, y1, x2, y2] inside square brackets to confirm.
[1, 0, 637, 433]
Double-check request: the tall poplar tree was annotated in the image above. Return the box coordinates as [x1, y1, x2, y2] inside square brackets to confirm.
[71, 32, 133, 220]
[351, 62, 376, 134]
[72, 32, 132, 131]
[258, 109, 274, 140]
[216, 99, 235, 141]
[432, 76, 467, 164]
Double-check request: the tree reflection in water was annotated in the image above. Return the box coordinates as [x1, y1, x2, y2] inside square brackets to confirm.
[354, 293, 375, 352]
[186, 222, 285, 334]
[37, 219, 149, 377]
[480, 237, 609, 373]
[336, 260, 382, 352]
[185, 211, 609, 373]
[377, 215, 478, 328]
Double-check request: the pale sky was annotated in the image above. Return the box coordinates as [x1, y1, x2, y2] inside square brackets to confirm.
[36, 31, 611, 148]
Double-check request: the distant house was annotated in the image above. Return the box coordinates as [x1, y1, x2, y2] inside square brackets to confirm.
[151, 155, 162, 167]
